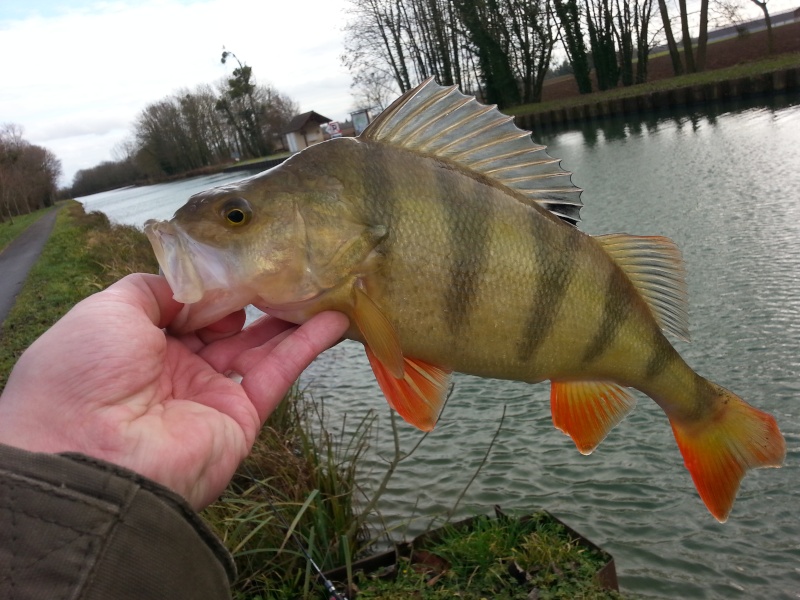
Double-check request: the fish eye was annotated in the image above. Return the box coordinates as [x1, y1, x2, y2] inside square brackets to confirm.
[221, 197, 252, 227]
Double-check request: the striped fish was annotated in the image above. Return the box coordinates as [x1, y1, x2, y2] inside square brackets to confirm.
[145, 79, 785, 522]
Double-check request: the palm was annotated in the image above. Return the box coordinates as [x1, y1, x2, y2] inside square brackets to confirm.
[0, 274, 348, 510]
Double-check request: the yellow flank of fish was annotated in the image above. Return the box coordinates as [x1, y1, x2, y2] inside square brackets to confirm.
[144, 79, 785, 522]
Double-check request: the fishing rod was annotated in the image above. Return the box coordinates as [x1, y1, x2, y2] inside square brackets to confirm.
[266, 495, 349, 600]
[243, 467, 349, 600]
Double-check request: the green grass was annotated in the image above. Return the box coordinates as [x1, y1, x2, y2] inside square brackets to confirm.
[0, 207, 55, 254]
[203, 390, 378, 600]
[0, 201, 157, 391]
[505, 52, 800, 116]
[350, 513, 622, 599]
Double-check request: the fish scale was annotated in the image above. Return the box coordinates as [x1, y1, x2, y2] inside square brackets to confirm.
[144, 78, 785, 523]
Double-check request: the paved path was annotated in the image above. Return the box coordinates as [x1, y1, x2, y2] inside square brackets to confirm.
[0, 209, 59, 324]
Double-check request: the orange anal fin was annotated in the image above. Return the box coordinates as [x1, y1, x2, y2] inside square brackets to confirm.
[366, 346, 452, 431]
[669, 386, 785, 522]
[352, 284, 404, 378]
[550, 380, 636, 455]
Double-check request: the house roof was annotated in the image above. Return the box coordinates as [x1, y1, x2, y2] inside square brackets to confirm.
[282, 111, 332, 134]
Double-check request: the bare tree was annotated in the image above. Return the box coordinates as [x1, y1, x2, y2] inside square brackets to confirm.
[674, 0, 709, 72]
[217, 50, 272, 158]
[634, 0, 655, 83]
[677, 0, 696, 72]
[695, 0, 710, 71]
[343, 0, 413, 93]
[657, 0, 684, 75]
[455, 0, 522, 107]
[0, 124, 61, 220]
[503, 0, 557, 104]
[71, 160, 144, 197]
[750, 0, 775, 54]
[584, 0, 620, 90]
[553, 0, 593, 93]
[351, 69, 398, 111]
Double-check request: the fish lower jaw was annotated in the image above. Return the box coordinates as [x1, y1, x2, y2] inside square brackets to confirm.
[253, 302, 321, 326]
[253, 291, 343, 326]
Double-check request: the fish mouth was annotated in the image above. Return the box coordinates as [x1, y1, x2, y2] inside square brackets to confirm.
[144, 219, 207, 304]
[144, 218, 259, 333]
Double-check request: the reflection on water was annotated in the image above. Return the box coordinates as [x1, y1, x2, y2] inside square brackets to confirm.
[79, 94, 800, 599]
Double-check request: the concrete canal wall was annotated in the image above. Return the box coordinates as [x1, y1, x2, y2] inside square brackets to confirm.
[222, 156, 287, 173]
[513, 67, 800, 130]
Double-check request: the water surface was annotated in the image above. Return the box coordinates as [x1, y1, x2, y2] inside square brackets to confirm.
[78, 96, 800, 599]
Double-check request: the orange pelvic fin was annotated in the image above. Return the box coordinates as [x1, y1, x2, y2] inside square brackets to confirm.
[550, 380, 636, 455]
[669, 384, 785, 522]
[366, 346, 452, 431]
[352, 284, 404, 378]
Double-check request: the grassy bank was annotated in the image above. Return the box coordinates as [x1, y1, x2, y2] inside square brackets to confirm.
[0, 201, 157, 390]
[506, 52, 800, 117]
[0, 207, 56, 254]
[349, 513, 621, 599]
[204, 393, 377, 599]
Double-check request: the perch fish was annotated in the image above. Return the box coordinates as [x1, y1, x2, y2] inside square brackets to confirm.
[145, 79, 785, 522]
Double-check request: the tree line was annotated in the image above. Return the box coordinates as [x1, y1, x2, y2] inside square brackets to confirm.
[0, 124, 61, 222]
[71, 52, 298, 198]
[344, 0, 770, 111]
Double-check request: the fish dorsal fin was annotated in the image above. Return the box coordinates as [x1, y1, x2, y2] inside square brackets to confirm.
[596, 234, 690, 342]
[360, 78, 583, 226]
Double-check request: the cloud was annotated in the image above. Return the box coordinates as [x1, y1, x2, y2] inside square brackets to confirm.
[2, 0, 355, 186]
[35, 113, 132, 141]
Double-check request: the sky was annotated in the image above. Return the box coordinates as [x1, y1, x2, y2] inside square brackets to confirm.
[1, 0, 355, 186]
[2, 0, 796, 188]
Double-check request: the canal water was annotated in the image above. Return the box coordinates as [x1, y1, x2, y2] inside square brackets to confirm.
[79, 94, 800, 599]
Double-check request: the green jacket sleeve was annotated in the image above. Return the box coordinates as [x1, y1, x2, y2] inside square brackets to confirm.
[0, 443, 235, 599]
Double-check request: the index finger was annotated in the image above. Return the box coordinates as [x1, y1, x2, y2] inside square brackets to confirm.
[237, 311, 349, 423]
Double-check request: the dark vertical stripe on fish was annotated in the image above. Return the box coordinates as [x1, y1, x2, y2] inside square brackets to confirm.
[360, 143, 399, 235]
[644, 330, 676, 379]
[582, 267, 633, 364]
[517, 213, 577, 363]
[439, 169, 493, 336]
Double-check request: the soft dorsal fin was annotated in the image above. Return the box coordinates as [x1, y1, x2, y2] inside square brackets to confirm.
[360, 78, 583, 226]
[595, 234, 690, 342]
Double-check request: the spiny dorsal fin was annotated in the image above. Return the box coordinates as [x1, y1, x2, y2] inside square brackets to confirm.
[360, 78, 583, 226]
[595, 234, 690, 342]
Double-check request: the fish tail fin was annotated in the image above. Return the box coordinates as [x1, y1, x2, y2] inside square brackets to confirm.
[669, 382, 785, 522]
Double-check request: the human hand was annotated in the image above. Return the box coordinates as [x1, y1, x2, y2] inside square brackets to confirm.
[0, 273, 349, 510]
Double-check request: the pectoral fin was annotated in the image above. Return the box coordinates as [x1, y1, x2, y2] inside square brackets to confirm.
[351, 283, 452, 430]
[366, 346, 452, 431]
[550, 380, 636, 454]
[352, 284, 404, 378]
